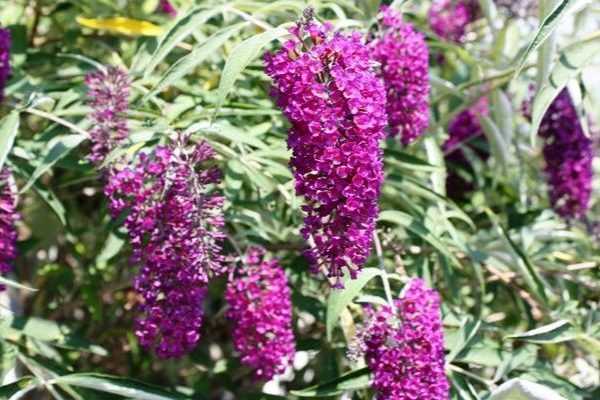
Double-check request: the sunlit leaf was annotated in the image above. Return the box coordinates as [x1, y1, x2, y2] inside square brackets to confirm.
[52, 373, 188, 400]
[507, 320, 576, 344]
[530, 30, 600, 143]
[290, 368, 370, 397]
[0, 111, 20, 171]
[513, 0, 583, 80]
[214, 26, 289, 114]
[326, 268, 382, 341]
[489, 379, 567, 400]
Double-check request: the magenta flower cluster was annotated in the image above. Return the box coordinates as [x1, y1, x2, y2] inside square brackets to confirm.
[443, 98, 489, 199]
[369, 6, 430, 145]
[225, 247, 295, 380]
[105, 137, 225, 358]
[158, 0, 177, 17]
[444, 97, 489, 155]
[355, 279, 449, 399]
[85, 67, 130, 166]
[264, 21, 387, 287]
[0, 28, 16, 282]
[0, 168, 18, 278]
[0, 27, 11, 102]
[428, 0, 479, 43]
[538, 89, 593, 219]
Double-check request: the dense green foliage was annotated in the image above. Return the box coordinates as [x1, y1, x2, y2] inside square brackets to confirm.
[0, 0, 599, 399]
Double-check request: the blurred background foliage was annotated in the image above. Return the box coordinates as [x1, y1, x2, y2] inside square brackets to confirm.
[0, 0, 599, 399]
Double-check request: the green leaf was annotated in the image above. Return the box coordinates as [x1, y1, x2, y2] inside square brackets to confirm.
[489, 379, 567, 400]
[146, 23, 245, 99]
[423, 136, 446, 196]
[479, 115, 509, 171]
[0, 376, 37, 399]
[384, 145, 442, 173]
[95, 232, 126, 266]
[507, 320, 576, 344]
[486, 210, 550, 305]
[530, 31, 600, 143]
[430, 74, 464, 99]
[513, 0, 582, 80]
[326, 268, 382, 341]
[31, 181, 68, 226]
[143, 6, 226, 77]
[379, 210, 461, 267]
[3, 316, 107, 356]
[491, 89, 514, 144]
[214, 26, 289, 113]
[0, 111, 20, 171]
[446, 318, 482, 363]
[51, 373, 190, 400]
[575, 334, 600, 359]
[21, 134, 86, 193]
[290, 368, 370, 397]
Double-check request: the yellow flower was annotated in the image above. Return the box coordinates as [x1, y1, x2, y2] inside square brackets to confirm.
[77, 17, 163, 37]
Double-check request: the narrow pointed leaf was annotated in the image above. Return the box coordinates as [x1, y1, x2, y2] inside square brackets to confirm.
[214, 26, 289, 113]
[513, 0, 584, 80]
[530, 30, 600, 143]
[326, 268, 382, 341]
[290, 368, 370, 397]
[52, 373, 189, 400]
[146, 23, 245, 99]
[144, 6, 225, 77]
[507, 320, 576, 343]
[21, 134, 86, 193]
[0, 111, 20, 171]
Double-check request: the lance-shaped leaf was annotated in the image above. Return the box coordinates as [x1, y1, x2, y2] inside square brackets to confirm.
[530, 30, 600, 144]
[513, 0, 586, 80]
[489, 379, 567, 400]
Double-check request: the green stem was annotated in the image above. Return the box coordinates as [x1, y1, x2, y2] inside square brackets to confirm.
[373, 230, 395, 310]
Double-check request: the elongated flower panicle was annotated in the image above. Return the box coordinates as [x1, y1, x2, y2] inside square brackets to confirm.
[105, 137, 225, 358]
[443, 98, 489, 199]
[264, 20, 387, 287]
[0, 27, 11, 102]
[158, 0, 177, 17]
[537, 89, 593, 219]
[352, 279, 449, 399]
[0, 168, 18, 279]
[428, 0, 479, 43]
[444, 97, 489, 154]
[369, 6, 430, 145]
[225, 247, 295, 380]
[85, 67, 130, 166]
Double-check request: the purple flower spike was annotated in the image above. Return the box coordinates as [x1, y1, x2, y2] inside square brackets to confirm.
[0, 168, 18, 279]
[370, 6, 430, 145]
[264, 21, 387, 287]
[354, 279, 449, 400]
[0, 27, 11, 102]
[538, 89, 593, 219]
[85, 67, 130, 166]
[443, 97, 490, 199]
[105, 137, 225, 358]
[428, 0, 479, 43]
[444, 97, 489, 155]
[225, 247, 295, 381]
